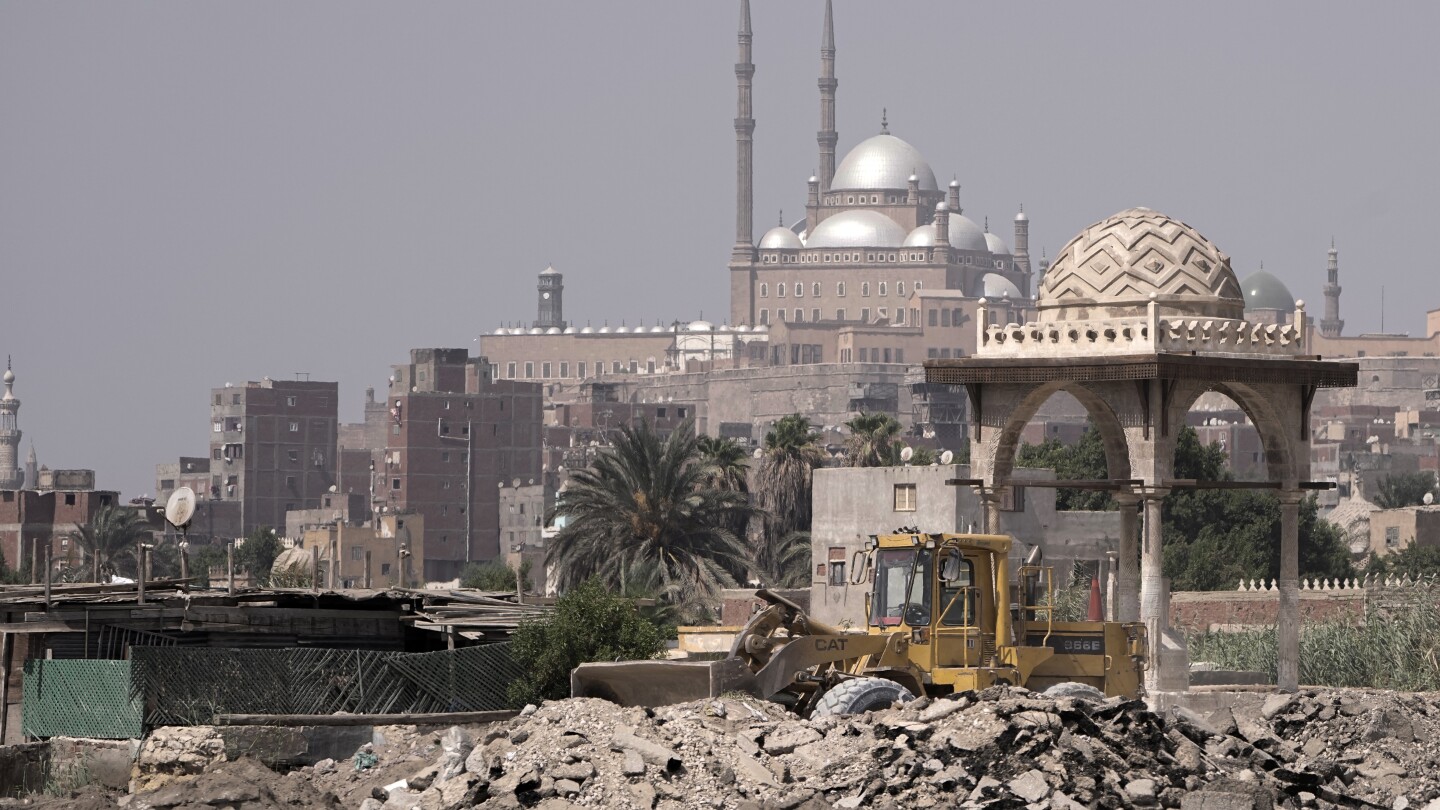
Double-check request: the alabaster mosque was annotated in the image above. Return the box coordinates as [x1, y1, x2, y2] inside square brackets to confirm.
[473, 0, 1426, 446]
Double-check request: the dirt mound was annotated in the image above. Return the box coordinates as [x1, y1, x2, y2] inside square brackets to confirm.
[126, 756, 342, 810]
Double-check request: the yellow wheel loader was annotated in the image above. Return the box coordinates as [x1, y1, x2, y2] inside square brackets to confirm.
[572, 533, 1147, 717]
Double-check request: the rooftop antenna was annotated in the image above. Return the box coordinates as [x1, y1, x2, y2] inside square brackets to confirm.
[880, 108, 888, 134]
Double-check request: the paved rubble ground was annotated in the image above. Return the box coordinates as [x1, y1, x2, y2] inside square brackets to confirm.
[8, 686, 1440, 809]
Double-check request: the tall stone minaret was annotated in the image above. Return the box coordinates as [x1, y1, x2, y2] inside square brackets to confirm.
[1013, 205, 1032, 294]
[1320, 239, 1344, 338]
[535, 265, 565, 330]
[0, 361, 22, 491]
[817, 0, 837, 191]
[730, 0, 756, 263]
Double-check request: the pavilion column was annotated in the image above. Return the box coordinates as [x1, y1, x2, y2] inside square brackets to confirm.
[1138, 488, 1169, 691]
[982, 491, 1002, 535]
[1113, 491, 1140, 623]
[1277, 490, 1303, 692]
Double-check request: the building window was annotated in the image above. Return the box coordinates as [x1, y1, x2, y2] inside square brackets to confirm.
[506, 362, 516, 379]
[894, 483, 917, 511]
[542, 362, 552, 378]
[914, 280, 922, 290]
[794, 309, 804, 323]
[524, 362, 534, 379]
[878, 307, 888, 321]
[392, 478, 401, 490]
[442, 451, 450, 462]
[861, 282, 870, 297]
[897, 281, 906, 297]
[812, 282, 821, 297]
[777, 309, 786, 322]
[613, 361, 623, 373]
[759, 309, 769, 325]
[286, 396, 297, 406]
[578, 362, 587, 378]
[288, 421, 299, 432]
[895, 308, 905, 325]
[837, 282, 846, 297]
[812, 308, 821, 322]
[232, 393, 241, 405]
[883, 348, 893, 363]
[879, 282, 888, 296]
[794, 283, 803, 299]
[836, 308, 846, 321]
[1386, 527, 1399, 547]
[678, 407, 687, 418]
[828, 559, 847, 586]
[285, 475, 296, 489]
[647, 360, 656, 373]
[629, 361, 638, 373]
[351, 547, 363, 561]
[213, 448, 222, 460]
[861, 308, 871, 323]
[287, 450, 299, 464]
[928, 348, 938, 359]
[777, 283, 786, 298]
[896, 349, 904, 363]
[760, 283, 768, 298]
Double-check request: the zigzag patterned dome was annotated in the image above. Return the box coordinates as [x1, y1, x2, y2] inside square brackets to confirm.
[1037, 207, 1244, 322]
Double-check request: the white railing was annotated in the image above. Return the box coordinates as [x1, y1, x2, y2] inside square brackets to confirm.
[1234, 573, 1440, 592]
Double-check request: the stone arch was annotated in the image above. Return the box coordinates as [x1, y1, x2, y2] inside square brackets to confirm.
[974, 381, 1133, 488]
[1163, 380, 1303, 486]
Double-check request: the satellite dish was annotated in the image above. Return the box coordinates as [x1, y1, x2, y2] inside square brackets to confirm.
[900, 446, 914, 463]
[753, 448, 763, 459]
[940, 450, 955, 465]
[328, 485, 338, 493]
[165, 487, 197, 530]
[1426, 492, 1435, 506]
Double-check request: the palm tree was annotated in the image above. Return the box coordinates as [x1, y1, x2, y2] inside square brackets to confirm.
[754, 414, 826, 541]
[70, 506, 152, 582]
[845, 411, 902, 467]
[696, 435, 752, 545]
[547, 420, 753, 611]
[748, 530, 812, 589]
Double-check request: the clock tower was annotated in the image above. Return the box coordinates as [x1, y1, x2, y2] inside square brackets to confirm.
[535, 265, 565, 330]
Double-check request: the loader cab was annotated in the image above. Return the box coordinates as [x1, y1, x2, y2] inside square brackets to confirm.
[864, 534, 1012, 680]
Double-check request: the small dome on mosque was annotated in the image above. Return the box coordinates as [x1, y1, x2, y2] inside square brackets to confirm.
[1014, 206, 1028, 222]
[984, 231, 1011, 256]
[528, 327, 543, 335]
[2, 369, 12, 384]
[948, 213, 988, 253]
[563, 326, 577, 334]
[903, 225, 938, 247]
[759, 227, 803, 250]
[830, 134, 939, 191]
[686, 320, 714, 332]
[650, 325, 666, 333]
[614, 326, 629, 334]
[544, 327, 561, 335]
[539, 264, 560, 276]
[981, 273, 1022, 299]
[1038, 207, 1243, 319]
[598, 326, 612, 334]
[734, 324, 750, 333]
[1241, 267, 1296, 311]
[807, 210, 907, 248]
[579, 326, 595, 334]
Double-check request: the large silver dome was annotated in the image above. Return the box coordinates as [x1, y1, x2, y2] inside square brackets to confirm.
[807, 210, 906, 248]
[948, 213, 988, 252]
[831, 134, 938, 191]
[759, 226, 804, 250]
[984, 231, 1010, 255]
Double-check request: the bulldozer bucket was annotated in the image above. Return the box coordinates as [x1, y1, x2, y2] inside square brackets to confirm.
[571, 657, 754, 707]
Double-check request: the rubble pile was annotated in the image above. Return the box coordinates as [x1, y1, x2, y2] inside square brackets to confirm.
[366, 686, 1440, 810]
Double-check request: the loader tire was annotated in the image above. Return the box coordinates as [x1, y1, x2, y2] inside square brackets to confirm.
[811, 677, 915, 718]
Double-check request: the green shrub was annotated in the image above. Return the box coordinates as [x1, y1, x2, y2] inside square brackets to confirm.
[461, 560, 529, 591]
[506, 579, 666, 707]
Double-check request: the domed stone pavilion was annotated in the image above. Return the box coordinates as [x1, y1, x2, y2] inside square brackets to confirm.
[925, 207, 1358, 694]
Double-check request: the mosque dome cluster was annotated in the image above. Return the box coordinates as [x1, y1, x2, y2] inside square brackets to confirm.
[830, 134, 938, 191]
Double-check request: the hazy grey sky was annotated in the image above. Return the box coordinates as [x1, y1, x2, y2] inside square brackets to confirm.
[4, 1, 1438, 499]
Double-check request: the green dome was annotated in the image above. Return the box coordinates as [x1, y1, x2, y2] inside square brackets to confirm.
[1241, 269, 1295, 311]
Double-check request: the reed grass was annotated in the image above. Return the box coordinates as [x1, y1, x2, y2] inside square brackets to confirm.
[1187, 600, 1440, 691]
